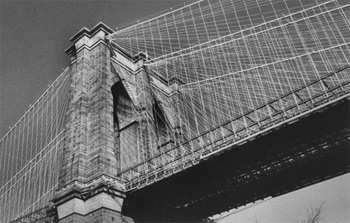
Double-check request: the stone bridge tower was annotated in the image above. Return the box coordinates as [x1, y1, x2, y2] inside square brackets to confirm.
[52, 23, 180, 223]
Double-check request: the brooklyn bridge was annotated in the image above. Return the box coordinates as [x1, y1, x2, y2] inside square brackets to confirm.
[0, 0, 349, 222]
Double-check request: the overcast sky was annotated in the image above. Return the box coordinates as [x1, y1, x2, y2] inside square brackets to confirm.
[0, 1, 349, 222]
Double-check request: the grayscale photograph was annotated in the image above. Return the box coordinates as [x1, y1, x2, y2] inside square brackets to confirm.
[0, 0, 349, 222]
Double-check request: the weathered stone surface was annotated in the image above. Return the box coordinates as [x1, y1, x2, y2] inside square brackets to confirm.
[55, 22, 181, 223]
[54, 23, 132, 223]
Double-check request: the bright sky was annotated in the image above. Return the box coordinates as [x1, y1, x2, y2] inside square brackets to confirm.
[0, 1, 349, 222]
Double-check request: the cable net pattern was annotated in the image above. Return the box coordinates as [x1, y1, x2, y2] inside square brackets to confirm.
[110, 0, 350, 188]
[0, 69, 71, 223]
[0, 0, 349, 219]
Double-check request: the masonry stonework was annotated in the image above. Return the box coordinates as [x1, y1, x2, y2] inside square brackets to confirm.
[53, 22, 182, 223]
[53, 23, 131, 223]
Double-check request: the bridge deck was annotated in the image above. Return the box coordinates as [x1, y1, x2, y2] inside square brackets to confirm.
[123, 98, 350, 222]
[120, 66, 350, 191]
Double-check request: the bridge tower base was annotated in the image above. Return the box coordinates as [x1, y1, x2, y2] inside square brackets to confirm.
[53, 176, 134, 223]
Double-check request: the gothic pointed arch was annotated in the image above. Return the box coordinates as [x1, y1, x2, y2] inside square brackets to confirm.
[111, 81, 138, 172]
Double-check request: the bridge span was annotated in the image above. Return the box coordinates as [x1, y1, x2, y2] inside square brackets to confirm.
[1, 0, 350, 222]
